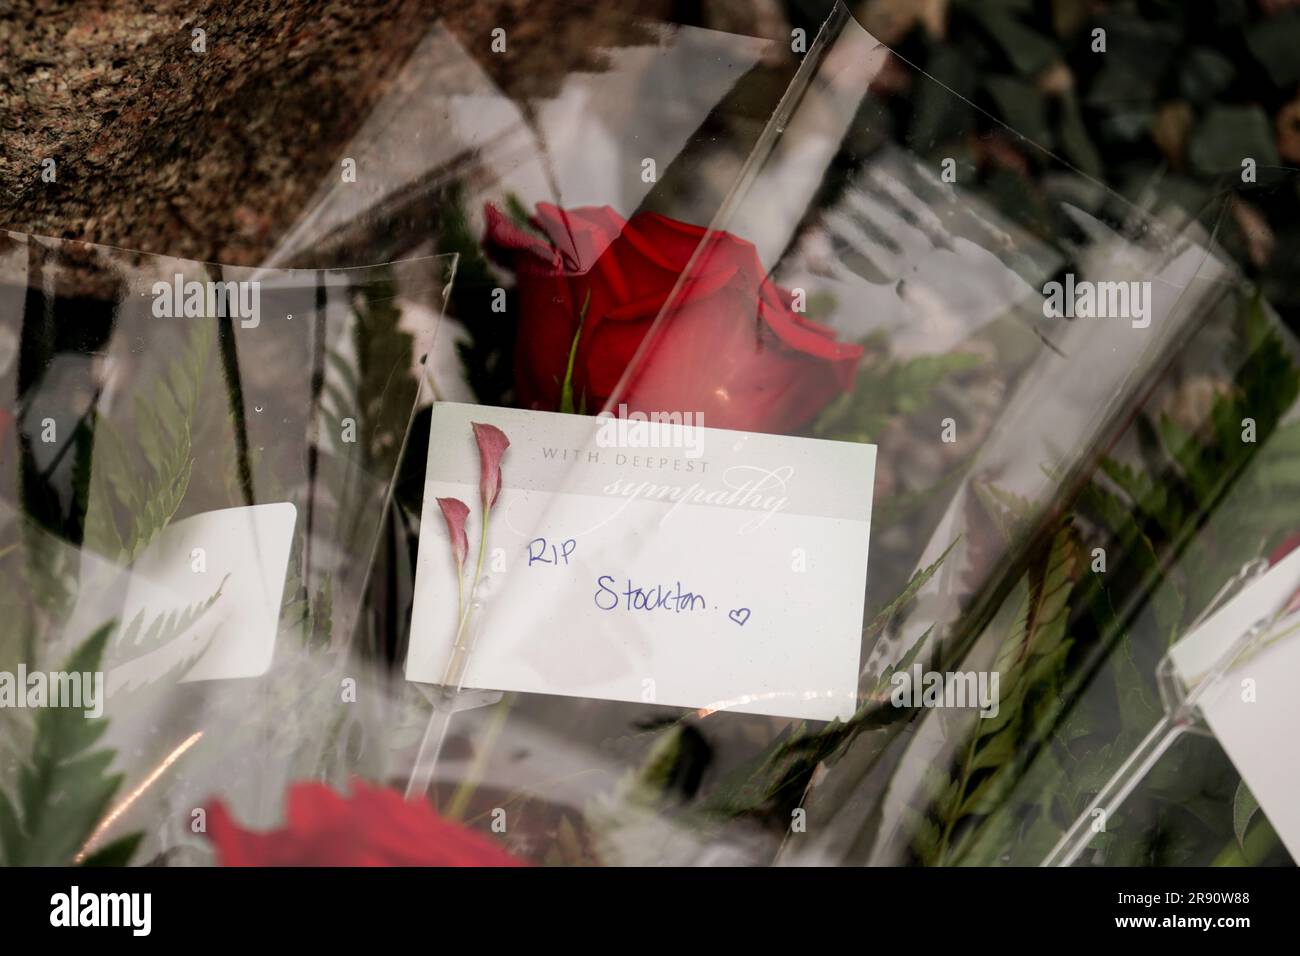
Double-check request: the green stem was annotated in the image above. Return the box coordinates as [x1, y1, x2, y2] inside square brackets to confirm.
[1212, 816, 1281, 866]
[438, 510, 491, 692]
[454, 575, 464, 639]
[559, 290, 590, 414]
[462, 509, 490, 632]
[446, 698, 513, 821]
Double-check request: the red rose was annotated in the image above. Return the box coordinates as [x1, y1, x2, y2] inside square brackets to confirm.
[1268, 531, 1300, 567]
[205, 780, 525, 867]
[484, 203, 863, 433]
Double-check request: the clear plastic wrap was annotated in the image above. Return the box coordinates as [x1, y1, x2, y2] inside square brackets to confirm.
[3, 1, 1296, 869]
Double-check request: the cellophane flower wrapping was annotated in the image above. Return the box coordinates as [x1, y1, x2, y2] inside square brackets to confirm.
[2, 1, 1298, 868]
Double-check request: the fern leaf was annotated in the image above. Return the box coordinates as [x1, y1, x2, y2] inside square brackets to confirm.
[111, 576, 229, 669]
[85, 321, 212, 562]
[931, 525, 1078, 864]
[863, 537, 961, 646]
[79, 832, 142, 867]
[699, 543, 959, 823]
[0, 623, 134, 866]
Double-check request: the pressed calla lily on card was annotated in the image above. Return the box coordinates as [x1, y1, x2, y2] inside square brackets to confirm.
[472, 421, 510, 510]
[434, 421, 511, 686]
[402, 420, 513, 803]
[436, 497, 471, 570]
[435, 496, 470, 621]
[407, 402, 876, 722]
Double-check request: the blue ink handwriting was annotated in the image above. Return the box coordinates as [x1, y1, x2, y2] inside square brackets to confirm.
[528, 537, 577, 567]
[594, 575, 707, 613]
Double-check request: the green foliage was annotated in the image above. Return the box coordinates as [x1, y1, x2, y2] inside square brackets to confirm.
[1232, 780, 1260, 852]
[865, 538, 961, 655]
[693, 542, 957, 825]
[1, 311, 250, 867]
[15, 519, 77, 636]
[346, 269, 418, 478]
[440, 184, 519, 407]
[83, 320, 213, 563]
[558, 291, 591, 415]
[0, 623, 136, 866]
[920, 524, 1079, 865]
[309, 577, 333, 647]
[1082, 294, 1300, 633]
[79, 833, 143, 867]
[622, 725, 706, 809]
[113, 577, 228, 669]
[939, 294, 1300, 866]
[813, 344, 985, 443]
[273, 549, 335, 651]
[321, 269, 420, 469]
[316, 265, 417, 641]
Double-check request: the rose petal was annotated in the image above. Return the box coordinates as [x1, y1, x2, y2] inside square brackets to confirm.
[496, 202, 864, 429]
[482, 203, 558, 269]
[533, 203, 626, 271]
[204, 780, 526, 867]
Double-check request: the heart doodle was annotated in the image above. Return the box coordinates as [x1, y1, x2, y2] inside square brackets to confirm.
[728, 608, 751, 626]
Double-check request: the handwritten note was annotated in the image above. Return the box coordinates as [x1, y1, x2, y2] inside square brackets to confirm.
[405, 403, 876, 721]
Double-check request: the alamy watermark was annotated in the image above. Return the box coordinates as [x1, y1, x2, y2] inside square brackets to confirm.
[0, 666, 104, 718]
[890, 665, 1000, 719]
[152, 273, 260, 328]
[596, 404, 704, 459]
[50, 886, 151, 936]
[1042, 273, 1152, 329]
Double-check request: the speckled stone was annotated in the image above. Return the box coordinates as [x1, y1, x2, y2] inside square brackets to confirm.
[2, 0, 430, 268]
[1, 0, 674, 281]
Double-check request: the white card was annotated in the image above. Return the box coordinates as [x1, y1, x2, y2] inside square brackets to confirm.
[1169, 552, 1300, 861]
[1168, 546, 1300, 685]
[1194, 631, 1300, 861]
[406, 403, 876, 721]
[68, 503, 297, 692]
